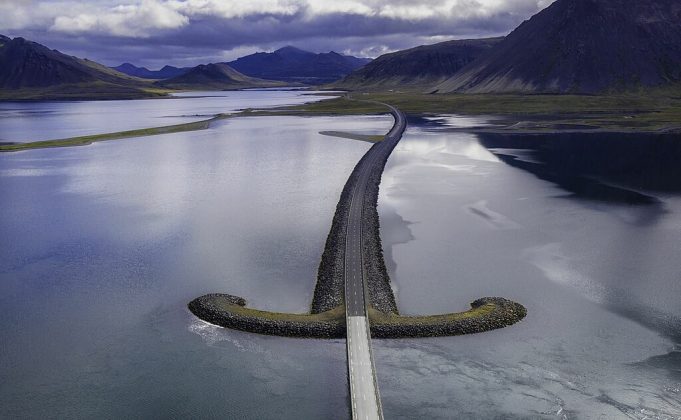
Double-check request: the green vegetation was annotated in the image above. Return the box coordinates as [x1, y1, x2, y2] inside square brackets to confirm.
[368, 304, 495, 325]
[0, 81, 171, 101]
[0, 99, 388, 152]
[208, 299, 498, 325]
[7, 88, 680, 153]
[189, 294, 526, 338]
[0, 114, 228, 152]
[319, 131, 384, 143]
[211, 298, 346, 323]
[185, 98, 527, 339]
[280, 90, 681, 132]
[278, 95, 388, 115]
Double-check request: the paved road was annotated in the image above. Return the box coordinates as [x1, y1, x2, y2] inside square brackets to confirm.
[345, 104, 407, 420]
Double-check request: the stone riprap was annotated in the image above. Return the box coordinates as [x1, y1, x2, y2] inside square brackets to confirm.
[189, 103, 527, 338]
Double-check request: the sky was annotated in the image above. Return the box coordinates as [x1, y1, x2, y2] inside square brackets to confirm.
[0, 0, 554, 69]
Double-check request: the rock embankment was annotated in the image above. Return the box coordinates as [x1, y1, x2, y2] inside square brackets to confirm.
[188, 103, 527, 339]
[311, 166, 358, 314]
[189, 294, 345, 338]
[361, 131, 400, 314]
[312, 108, 402, 314]
[188, 294, 526, 339]
[370, 297, 527, 338]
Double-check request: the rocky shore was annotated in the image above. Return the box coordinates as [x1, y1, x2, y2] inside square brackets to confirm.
[311, 162, 358, 314]
[189, 294, 345, 338]
[361, 131, 400, 314]
[188, 104, 527, 339]
[188, 294, 525, 339]
[311, 130, 400, 314]
[370, 297, 527, 338]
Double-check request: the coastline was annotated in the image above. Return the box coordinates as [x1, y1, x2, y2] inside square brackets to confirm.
[4, 89, 681, 152]
[188, 102, 527, 339]
[0, 114, 229, 152]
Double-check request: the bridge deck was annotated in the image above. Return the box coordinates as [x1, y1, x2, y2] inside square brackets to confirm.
[345, 105, 406, 420]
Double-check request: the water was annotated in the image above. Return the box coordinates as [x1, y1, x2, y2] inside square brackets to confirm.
[0, 90, 333, 142]
[376, 117, 681, 418]
[1, 94, 680, 418]
[0, 91, 392, 419]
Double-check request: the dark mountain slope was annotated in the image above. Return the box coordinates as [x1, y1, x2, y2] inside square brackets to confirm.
[0, 36, 142, 89]
[0, 35, 160, 100]
[156, 63, 285, 90]
[435, 0, 681, 94]
[334, 37, 502, 90]
[113, 63, 190, 79]
[228, 46, 371, 84]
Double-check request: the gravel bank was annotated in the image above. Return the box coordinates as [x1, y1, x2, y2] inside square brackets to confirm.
[188, 104, 526, 338]
[188, 295, 525, 338]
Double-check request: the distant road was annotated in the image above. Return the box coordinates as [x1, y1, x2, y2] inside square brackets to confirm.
[345, 104, 407, 420]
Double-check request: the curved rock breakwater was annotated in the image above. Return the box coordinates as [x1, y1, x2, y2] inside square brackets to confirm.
[189, 103, 527, 338]
[189, 294, 525, 339]
[189, 294, 345, 338]
[369, 297, 527, 338]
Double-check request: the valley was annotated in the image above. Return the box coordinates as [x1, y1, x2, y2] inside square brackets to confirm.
[3, 0, 681, 418]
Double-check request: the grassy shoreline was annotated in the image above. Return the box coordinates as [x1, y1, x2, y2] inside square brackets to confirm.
[4, 90, 680, 152]
[0, 82, 172, 102]
[0, 114, 230, 152]
[280, 91, 681, 133]
[0, 101, 384, 152]
[319, 130, 384, 143]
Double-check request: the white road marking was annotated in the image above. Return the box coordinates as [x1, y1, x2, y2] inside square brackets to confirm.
[346, 108, 404, 420]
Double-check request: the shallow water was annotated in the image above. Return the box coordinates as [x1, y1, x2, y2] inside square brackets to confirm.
[377, 117, 681, 418]
[1, 95, 680, 418]
[0, 94, 392, 418]
[0, 90, 333, 142]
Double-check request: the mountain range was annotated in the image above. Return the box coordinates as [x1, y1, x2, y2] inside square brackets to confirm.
[0, 35, 161, 100]
[4, 0, 681, 100]
[113, 63, 190, 80]
[156, 63, 285, 90]
[0, 35, 290, 99]
[434, 0, 681, 94]
[227, 46, 371, 84]
[333, 37, 502, 90]
[112, 46, 370, 86]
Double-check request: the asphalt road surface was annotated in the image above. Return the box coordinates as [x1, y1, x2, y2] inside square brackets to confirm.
[345, 104, 406, 420]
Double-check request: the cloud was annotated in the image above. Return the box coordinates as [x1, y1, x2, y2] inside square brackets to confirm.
[1, 0, 554, 67]
[170, 0, 303, 19]
[50, 0, 188, 37]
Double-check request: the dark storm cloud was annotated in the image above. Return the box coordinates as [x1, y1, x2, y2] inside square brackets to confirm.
[0, 1, 554, 68]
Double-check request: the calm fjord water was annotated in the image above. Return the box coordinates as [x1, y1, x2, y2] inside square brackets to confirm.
[0, 90, 326, 142]
[1, 93, 680, 418]
[377, 116, 681, 419]
[0, 91, 386, 419]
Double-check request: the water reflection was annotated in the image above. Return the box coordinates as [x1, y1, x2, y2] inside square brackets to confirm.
[0, 90, 334, 142]
[476, 130, 681, 340]
[378, 119, 681, 418]
[478, 132, 681, 203]
[0, 111, 390, 418]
